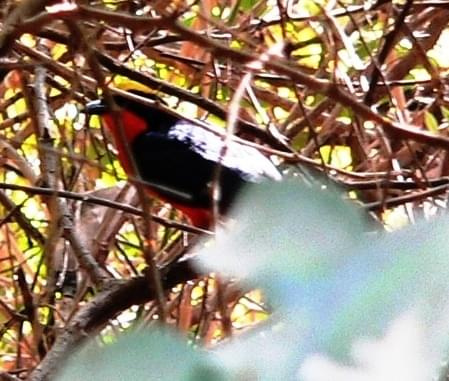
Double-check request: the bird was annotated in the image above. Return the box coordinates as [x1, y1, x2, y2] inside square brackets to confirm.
[86, 91, 281, 228]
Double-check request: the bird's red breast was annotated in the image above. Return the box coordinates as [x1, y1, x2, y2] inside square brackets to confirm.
[101, 110, 147, 174]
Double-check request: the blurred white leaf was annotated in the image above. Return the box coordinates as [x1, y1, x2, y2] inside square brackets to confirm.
[56, 329, 226, 381]
[196, 180, 449, 379]
[300, 312, 433, 381]
[197, 180, 369, 281]
[216, 322, 304, 380]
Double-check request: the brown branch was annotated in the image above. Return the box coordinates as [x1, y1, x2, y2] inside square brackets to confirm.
[31, 66, 109, 286]
[365, 183, 449, 210]
[0, 4, 170, 56]
[9, 3, 449, 150]
[250, 1, 389, 28]
[167, 20, 449, 150]
[0, 182, 212, 235]
[94, 52, 279, 145]
[12, 39, 282, 147]
[16, 268, 43, 359]
[381, 9, 449, 96]
[342, 177, 449, 190]
[0, 0, 50, 55]
[363, 0, 415, 105]
[0, 372, 21, 381]
[27, 259, 201, 381]
[80, 20, 170, 320]
[95, 39, 449, 151]
[0, 191, 45, 244]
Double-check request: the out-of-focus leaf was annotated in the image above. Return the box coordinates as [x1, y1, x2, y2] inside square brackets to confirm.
[56, 329, 228, 381]
[294, 43, 322, 57]
[427, 29, 449, 69]
[216, 323, 304, 380]
[320, 145, 352, 168]
[113, 76, 154, 94]
[291, 129, 309, 150]
[409, 68, 431, 81]
[228, 0, 257, 23]
[196, 180, 369, 292]
[424, 110, 439, 132]
[240, 0, 260, 10]
[19, 33, 36, 48]
[196, 180, 449, 379]
[51, 43, 68, 60]
[299, 312, 432, 381]
[441, 106, 449, 121]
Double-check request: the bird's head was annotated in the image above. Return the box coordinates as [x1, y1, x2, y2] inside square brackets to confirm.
[85, 91, 177, 143]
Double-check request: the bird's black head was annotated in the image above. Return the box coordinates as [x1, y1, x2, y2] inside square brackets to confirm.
[86, 91, 162, 114]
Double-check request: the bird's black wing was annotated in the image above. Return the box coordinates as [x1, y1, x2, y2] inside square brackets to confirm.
[131, 121, 280, 209]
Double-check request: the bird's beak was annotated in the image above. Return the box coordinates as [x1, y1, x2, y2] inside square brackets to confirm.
[85, 99, 107, 115]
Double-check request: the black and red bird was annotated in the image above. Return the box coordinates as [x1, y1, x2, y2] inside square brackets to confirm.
[86, 91, 281, 228]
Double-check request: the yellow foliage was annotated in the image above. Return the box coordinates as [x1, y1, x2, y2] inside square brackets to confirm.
[319, 145, 352, 169]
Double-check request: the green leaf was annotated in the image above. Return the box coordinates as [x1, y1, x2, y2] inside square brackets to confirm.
[319, 145, 352, 169]
[441, 106, 449, 121]
[56, 329, 227, 381]
[424, 111, 439, 132]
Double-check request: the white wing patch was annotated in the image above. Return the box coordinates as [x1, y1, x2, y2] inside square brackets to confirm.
[168, 121, 281, 182]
